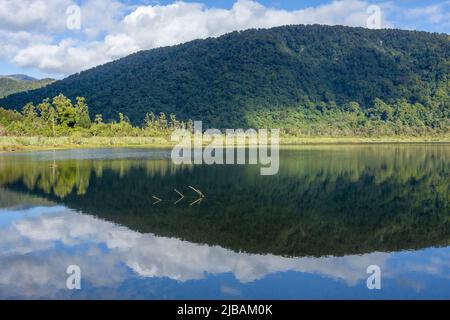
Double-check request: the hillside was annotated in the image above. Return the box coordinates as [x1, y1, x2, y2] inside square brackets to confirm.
[0, 76, 55, 99]
[0, 25, 448, 129]
[2, 74, 38, 82]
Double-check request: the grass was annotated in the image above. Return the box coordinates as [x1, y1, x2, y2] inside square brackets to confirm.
[280, 135, 450, 145]
[0, 136, 173, 152]
[0, 135, 449, 152]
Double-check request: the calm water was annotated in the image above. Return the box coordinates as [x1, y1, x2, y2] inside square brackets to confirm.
[0, 145, 449, 299]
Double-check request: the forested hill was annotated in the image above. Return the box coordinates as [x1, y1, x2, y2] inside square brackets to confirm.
[0, 76, 54, 99]
[0, 25, 448, 128]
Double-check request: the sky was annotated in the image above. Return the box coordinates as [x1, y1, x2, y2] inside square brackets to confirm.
[0, 0, 448, 79]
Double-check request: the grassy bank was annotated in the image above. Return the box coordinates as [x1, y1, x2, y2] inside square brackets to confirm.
[1, 135, 449, 152]
[0, 136, 172, 152]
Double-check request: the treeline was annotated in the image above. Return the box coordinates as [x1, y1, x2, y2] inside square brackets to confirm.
[246, 97, 449, 136]
[0, 94, 448, 138]
[0, 94, 193, 138]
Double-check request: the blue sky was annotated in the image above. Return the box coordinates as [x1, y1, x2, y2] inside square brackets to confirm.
[0, 0, 448, 79]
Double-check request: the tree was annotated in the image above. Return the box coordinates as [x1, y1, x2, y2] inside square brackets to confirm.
[22, 103, 37, 121]
[118, 112, 127, 124]
[144, 112, 156, 128]
[369, 98, 394, 121]
[74, 97, 91, 128]
[38, 98, 57, 137]
[53, 94, 77, 128]
[169, 114, 182, 130]
[156, 112, 168, 131]
[94, 114, 103, 124]
[344, 101, 361, 113]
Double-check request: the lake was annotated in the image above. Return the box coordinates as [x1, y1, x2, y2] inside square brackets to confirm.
[0, 145, 449, 299]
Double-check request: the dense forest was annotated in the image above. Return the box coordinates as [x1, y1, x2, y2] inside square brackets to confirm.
[0, 75, 54, 98]
[0, 25, 448, 133]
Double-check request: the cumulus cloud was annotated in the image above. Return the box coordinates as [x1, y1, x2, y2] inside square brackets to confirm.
[0, 0, 73, 31]
[0, 30, 52, 59]
[12, 40, 110, 75]
[0, 0, 447, 76]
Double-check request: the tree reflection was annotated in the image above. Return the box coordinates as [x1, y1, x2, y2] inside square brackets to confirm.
[0, 145, 449, 257]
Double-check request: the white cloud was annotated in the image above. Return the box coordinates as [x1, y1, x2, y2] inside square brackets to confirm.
[0, 0, 73, 31]
[380, 1, 450, 32]
[12, 40, 109, 75]
[0, 30, 52, 59]
[76, 0, 130, 39]
[407, 3, 450, 24]
[103, 33, 140, 58]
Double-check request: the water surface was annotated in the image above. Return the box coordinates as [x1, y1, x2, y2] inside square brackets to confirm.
[0, 145, 449, 299]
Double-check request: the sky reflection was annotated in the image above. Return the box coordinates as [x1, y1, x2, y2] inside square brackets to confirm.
[1, 205, 450, 299]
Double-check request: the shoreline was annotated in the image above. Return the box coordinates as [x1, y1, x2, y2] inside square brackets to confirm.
[1, 135, 449, 153]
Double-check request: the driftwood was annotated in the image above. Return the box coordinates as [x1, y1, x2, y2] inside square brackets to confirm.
[174, 189, 185, 204]
[152, 186, 205, 206]
[152, 196, 162, 205]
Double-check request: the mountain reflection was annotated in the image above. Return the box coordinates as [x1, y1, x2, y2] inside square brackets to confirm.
[0, 145, 449, 257]
[2, 205, 450, 299]
[1, 205, 450, 299]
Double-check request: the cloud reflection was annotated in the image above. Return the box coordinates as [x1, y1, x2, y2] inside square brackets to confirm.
[1, 206, 449, 299]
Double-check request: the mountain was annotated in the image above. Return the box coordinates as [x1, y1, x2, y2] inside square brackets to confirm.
[0, 75, 55, 99]
[0, 25, 448, 128]
[2, 74, 37, 82]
